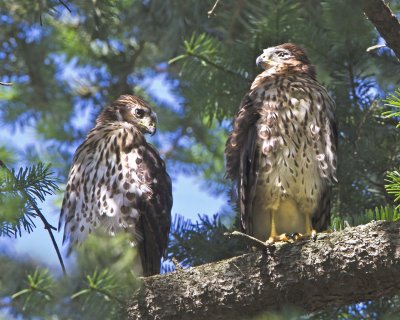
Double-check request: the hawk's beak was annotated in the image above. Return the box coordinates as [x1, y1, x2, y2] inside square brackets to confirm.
[148, 125, 157, 136]
[148, 112, 158, 136]
[256, 55, 271, 68]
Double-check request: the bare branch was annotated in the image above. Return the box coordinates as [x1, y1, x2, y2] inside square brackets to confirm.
[224, 231, 272, 251]
[208, 0, 221, 18]
[0, 81, 13, 86]
[171, 257, 183, 271]
[366, 44, 386, 52]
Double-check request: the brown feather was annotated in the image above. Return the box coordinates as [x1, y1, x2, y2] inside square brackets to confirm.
[225, 43, 337, 239]
[60, 94, 172, 276]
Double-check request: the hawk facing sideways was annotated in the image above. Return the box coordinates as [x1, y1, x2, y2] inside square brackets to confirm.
[225, 43, 337, 244]
[59, 95, 172, 276]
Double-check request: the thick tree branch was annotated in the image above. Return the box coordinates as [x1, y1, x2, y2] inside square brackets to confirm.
[128, 220, 400, 319]
[363, 0, 400, 61]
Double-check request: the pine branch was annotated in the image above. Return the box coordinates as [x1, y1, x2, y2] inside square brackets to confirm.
[386, 171, 400, 209]
[71, 269, 125, 306]
[0, 160, 66, 275]
[383, 89, 400, 128]
[169, 33, 251, 83]
[186, 51, 251, 82]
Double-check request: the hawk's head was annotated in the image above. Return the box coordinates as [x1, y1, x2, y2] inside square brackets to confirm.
[256, 43, 316, 79]
[97, 95, 158, 135]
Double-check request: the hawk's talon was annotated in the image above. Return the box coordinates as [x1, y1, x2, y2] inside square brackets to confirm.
[266, 233, 292, 245]
[311, 229, 317, 241]
[288, 232, 302, 241]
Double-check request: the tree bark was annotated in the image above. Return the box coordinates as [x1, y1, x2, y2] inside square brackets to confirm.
[362, 0, 400, 61]
[127, 220, 400, 319]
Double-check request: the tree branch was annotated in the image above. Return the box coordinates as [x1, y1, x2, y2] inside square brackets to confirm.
[0, 161, 66, 275]
[128, 220, 400, 319]
[0, 81, 13, 86]
[186, 51, 252, 82]
[363, 0, 400, 61]
[58, 0, 72, 13]
[207, 0, 221, 18]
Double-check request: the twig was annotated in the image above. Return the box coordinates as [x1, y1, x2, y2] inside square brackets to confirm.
[208, 0, 221, 18]
[187, 51, 252, 82]
[366, 44, 386, 52]
[0, 160, 66, 275]
[58, 0, 72, 13]
[224, 231, 272, 251]
[0, 81, 13, 86]
[172, 257, 183, 271]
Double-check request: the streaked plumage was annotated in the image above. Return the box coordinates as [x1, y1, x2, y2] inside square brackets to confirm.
[59, 94, 172, 276]
[225, 43, 337, 242]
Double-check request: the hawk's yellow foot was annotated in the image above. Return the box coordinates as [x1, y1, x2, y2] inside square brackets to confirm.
[266, 233, 291, 245]
[288, 229, 318, 242]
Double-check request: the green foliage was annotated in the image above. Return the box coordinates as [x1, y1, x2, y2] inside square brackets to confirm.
[11, 269, 54, 314]
[70, 269, 126, 318]
[3, 265, 133, 319]
[251, 308, 305, 320]
[0, 162, 58, 237]
[385, 170, 400, 209]
[0, 146, 16, 165]
[75, 232, 140, 280]
[1, 233, 140, 319]
[383, 90, 400, 210]
[330, 205, 400, 231]
[383, 89, 400, 128]
[167, 213, 246, 268]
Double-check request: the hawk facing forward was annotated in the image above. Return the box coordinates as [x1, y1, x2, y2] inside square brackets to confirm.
[225, 43, 337, 243]
[59, 95, 172, 276]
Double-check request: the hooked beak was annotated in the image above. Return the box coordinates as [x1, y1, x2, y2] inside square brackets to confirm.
[256, 54, 271, 69]
[147, 116, 157, 136]
[147, 124, 157, 136]
[148, 112, 158, 136]
[256, 55, 263, 66]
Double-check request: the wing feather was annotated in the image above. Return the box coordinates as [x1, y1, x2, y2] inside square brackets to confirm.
[137, 143, 172, 276]
[225, 93, 261, 233]
[312, 89, 337, 231]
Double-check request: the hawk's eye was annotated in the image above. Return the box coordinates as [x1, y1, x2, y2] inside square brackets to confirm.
[277, 51, 289, 58]
[135, 108, 145, 119]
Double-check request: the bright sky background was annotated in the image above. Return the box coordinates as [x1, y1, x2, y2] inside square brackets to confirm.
[0, 72, 228, 271]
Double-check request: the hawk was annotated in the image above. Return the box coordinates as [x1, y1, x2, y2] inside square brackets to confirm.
[59, 94, 172, 276]
[225, 43, 337, 243]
